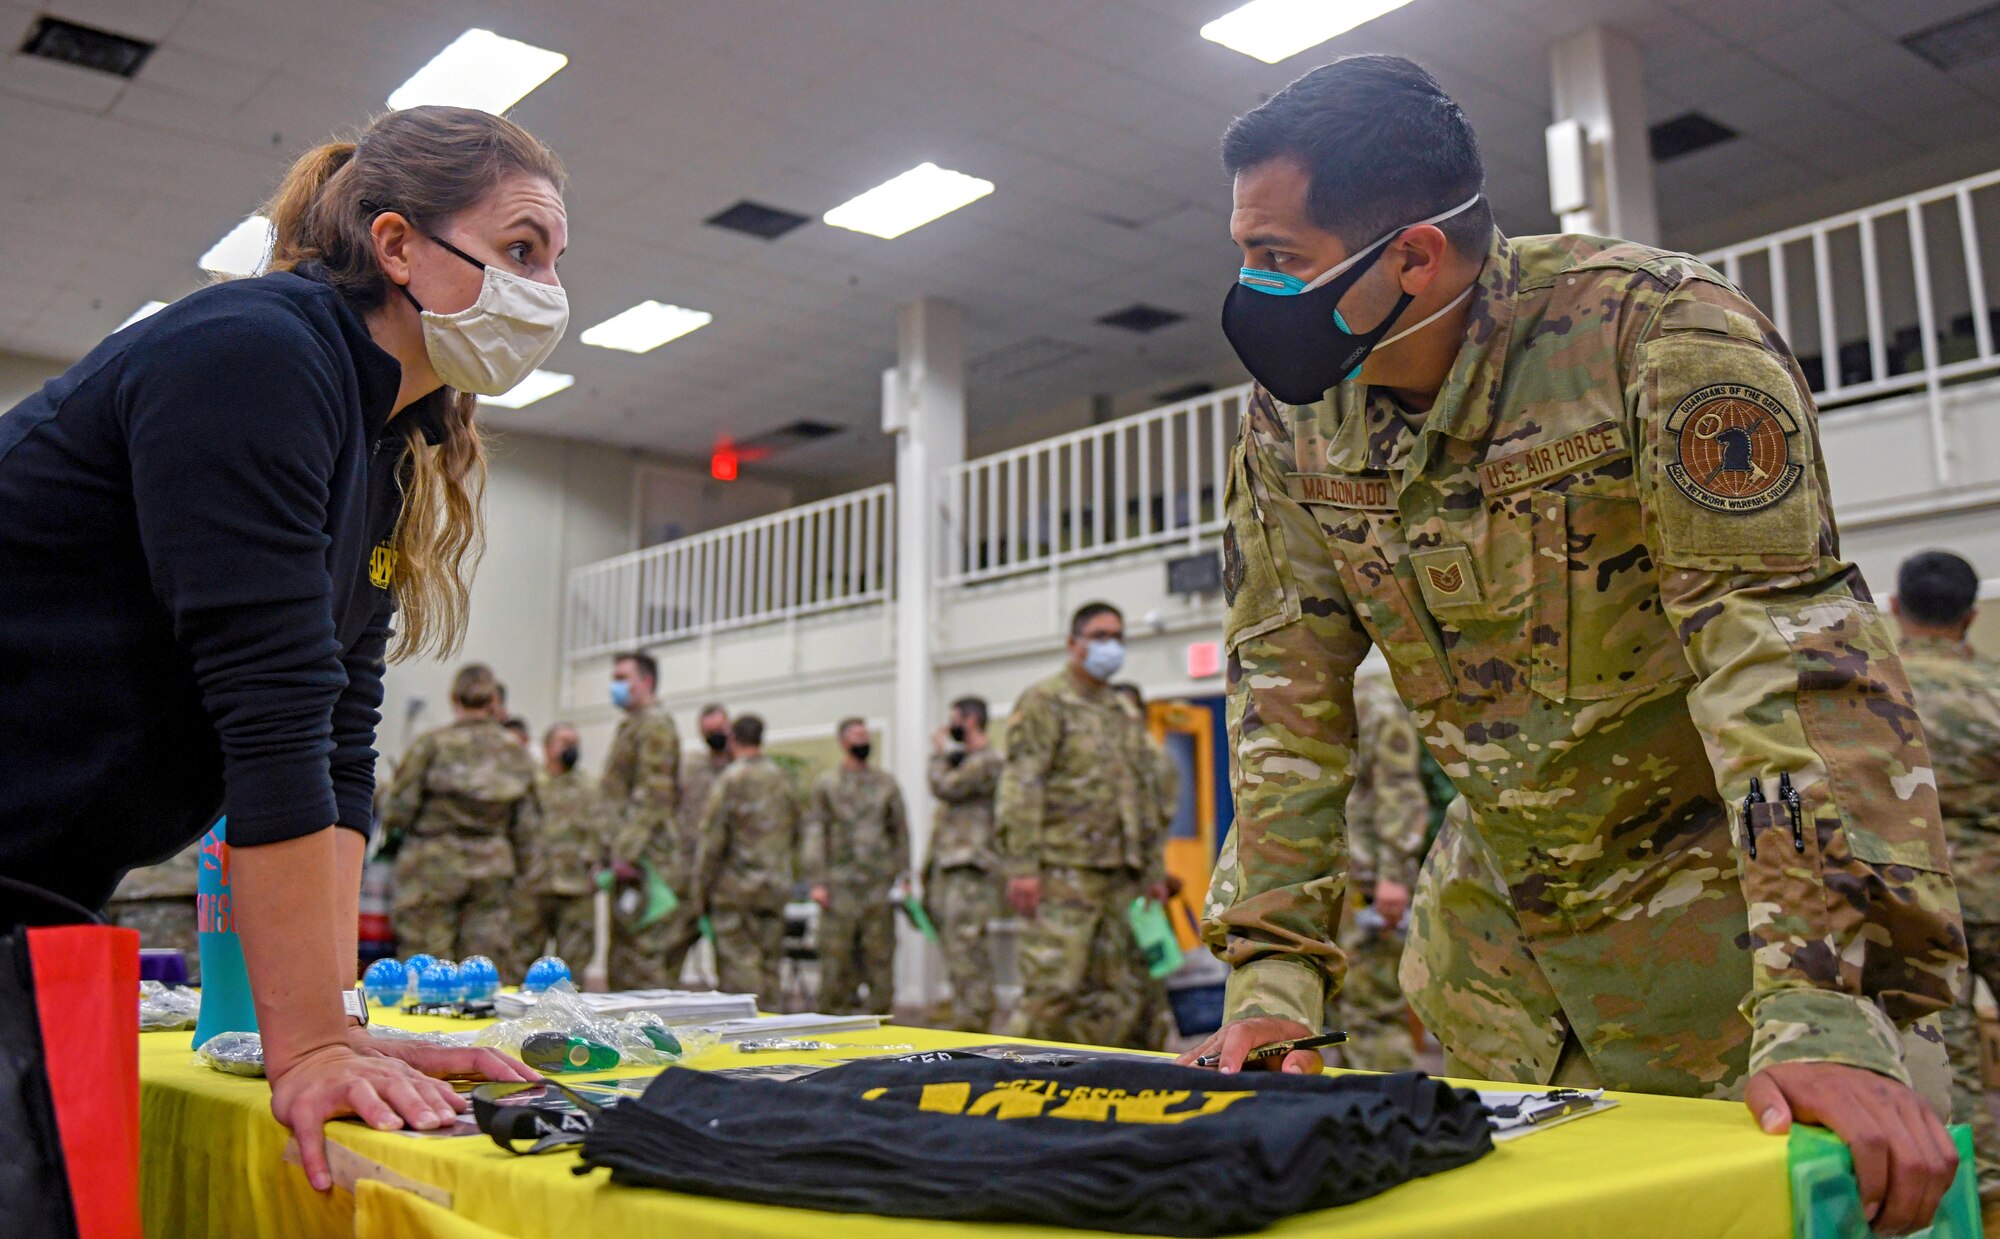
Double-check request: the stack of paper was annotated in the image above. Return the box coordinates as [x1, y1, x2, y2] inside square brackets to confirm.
[492, 989, 758, 1023]
[696, 1012, 886, 1042]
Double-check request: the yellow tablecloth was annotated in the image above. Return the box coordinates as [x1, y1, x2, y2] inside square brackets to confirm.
[139, 1013, 1790, 1238]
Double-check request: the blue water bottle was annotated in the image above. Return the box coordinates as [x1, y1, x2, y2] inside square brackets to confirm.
[191, 818, 260, 1049]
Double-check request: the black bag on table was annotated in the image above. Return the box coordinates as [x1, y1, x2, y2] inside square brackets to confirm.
[577, 1051, 1492, 1235]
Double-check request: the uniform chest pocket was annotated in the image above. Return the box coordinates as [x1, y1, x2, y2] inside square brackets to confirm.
[1404, 490, 1553, 705]
[1550, 493, 1692, 700]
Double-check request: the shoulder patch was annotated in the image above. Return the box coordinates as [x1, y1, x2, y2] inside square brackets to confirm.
[1663, 383, 1802, 514]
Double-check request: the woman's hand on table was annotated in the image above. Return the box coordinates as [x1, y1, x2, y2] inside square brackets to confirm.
[268, 1042, 478, 1191]
[347, 1028, 542, 1084]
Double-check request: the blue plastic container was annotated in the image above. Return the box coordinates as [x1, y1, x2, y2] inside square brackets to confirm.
[191, 818, 259, 1049]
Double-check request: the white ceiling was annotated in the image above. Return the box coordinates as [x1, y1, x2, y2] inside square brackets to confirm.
[4, 0, 2000, 481]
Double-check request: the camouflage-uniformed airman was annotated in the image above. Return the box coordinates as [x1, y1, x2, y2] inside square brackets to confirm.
[924, 697, 1005, 1032]
[104, 840, 203, 983]
[805, 718, 908, 1015]
[681, 704, 735, 848]
[996, 602, 1165, 1050]
[602, 651, 698, 988]
[692, 714, 801, 1003]
[1893, 551, 2000, 1210]
[1187, 58, 1962, 1230]
[1336, 673, 1430, 1071]
[384, 664, 538, 963]
[514, 722, 606, 973]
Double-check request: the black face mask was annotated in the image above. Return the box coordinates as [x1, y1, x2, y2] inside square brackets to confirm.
[705, 731, 730, 753]
[1219, 193, 1483, 406]
[558, 746, 579, 771]
[948, 725, 967, 744]
[848, 743, 872, 764]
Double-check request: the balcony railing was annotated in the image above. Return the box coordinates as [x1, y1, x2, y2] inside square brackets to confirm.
[564, 484, 893, 660]
[938, 385, 1247, 588]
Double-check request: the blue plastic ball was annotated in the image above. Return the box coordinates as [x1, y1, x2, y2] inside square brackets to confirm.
[416, 961, 457, 1005]
[362, 958, 405, 1006]
[460, 955, 498, 1000]
[522, 956, 570, 993]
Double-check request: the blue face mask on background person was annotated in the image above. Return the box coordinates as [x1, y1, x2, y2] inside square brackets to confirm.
[1220, 193, 1483, 405]
[1083, 638, 1126, 682]
[610, 679, 632, 709]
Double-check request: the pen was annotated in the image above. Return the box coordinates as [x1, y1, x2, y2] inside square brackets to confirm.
[1741, 776, 1765, 860]
[1195, 1030, 1348, 1068]
[1778, 772, 1804, 852]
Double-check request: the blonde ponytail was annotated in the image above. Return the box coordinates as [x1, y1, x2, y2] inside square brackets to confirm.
[259, 108, 565, 663]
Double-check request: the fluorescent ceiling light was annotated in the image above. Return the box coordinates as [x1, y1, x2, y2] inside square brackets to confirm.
[199, 215, 273, 276]
[477, 369, 574, 409]
[119, 300, 169, 330]
[579, 301, 713, 353]
[823, 162, 994, 240]
[387, 28, 567, 113]
[1199, 0, 1416, 63]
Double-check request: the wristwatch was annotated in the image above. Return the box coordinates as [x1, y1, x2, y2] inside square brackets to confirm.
[342, 984, 369, 1028]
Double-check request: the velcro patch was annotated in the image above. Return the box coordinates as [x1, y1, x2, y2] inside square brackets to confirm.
[1664, 383, 1802, 514]
[1479, 421, 1627, 495]
[1410, 545, 1481, 611]
[1285, 472, 1397, 511]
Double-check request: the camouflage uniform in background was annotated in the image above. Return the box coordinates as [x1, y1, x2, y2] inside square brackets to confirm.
[602, 705, 698, 988]
[925, 747, 1005, 1032]
[383, 717, 538, 963]
[693, 755, 801, 1004]
[1903, 635, 2000, 1199]
[514, 767, 607, 975]
[105, 840, 203, 983]
[996, 669, 1164, 1050]
[1207, 230, 1962, 1103]
[1335, 675, 1431, 1071]
[805, 765, 909, 1014]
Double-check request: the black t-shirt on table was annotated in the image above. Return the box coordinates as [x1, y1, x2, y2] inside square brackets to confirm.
[0, 266, 445, 910]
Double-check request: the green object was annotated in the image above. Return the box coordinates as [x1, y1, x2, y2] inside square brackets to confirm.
[522, 1033, 622, 1073]
[1788, 1123, 1977, 1238]
[641, 1025, 683, 1056]
[902, 894, 941, 944]
[1127, 897, 1185, 979]
[699, 914, 715, 943]
[634, 860, 680, 928]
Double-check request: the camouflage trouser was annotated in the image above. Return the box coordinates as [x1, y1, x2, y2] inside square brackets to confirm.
[1004, 866, 1170, 1051]
[104, 897, 200, 984]
[930, 866, 1002, 1032]
[515, 892, 597, 978]
[817, 888, 896, 1015]
[610, 904, 702, 990]
[391, 841, 513, 963]
[1332, 925, 1419, 1072]
[1945, 920, 2000, 1200]
[710, 900, 786, 1007]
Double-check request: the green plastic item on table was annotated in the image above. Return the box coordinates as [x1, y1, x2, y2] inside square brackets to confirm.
[641, 1025, 683, 1056]
[1127, 897, 1184, 980]
[522, 1033, 622, 1074]
[1788, 1123, 1977, 1238]
[901, 894, 940, 944]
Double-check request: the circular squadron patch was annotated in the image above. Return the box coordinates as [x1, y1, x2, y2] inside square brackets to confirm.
[1664, 383, 1802, 513]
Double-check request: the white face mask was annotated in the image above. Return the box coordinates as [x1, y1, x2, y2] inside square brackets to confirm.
[403, 233, 568, 397]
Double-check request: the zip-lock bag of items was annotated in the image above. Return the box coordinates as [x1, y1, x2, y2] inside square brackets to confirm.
[470, 980, 713, 1073]
[575, 1052, 1493, 1236]
[138, 980, 200, 1031]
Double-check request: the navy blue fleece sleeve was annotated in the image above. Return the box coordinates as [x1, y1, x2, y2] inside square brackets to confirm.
[121, 311, 347, 846]
[330, 590, 395, 836]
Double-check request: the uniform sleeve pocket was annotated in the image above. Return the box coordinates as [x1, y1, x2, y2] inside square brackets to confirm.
[1223, 443, 1302, 653]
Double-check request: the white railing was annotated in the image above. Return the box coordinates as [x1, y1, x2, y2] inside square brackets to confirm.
[564, 483, 894, 659]
[1700, 168, 2000, 481]
[938, 385, 1249, 588]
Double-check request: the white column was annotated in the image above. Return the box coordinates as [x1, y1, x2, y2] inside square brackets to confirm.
[885, 297, 965, 1011]
[1547, 26, 1659, 246]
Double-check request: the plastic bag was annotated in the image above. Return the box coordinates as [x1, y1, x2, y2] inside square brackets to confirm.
[194, 1030, 266, 1077]
[470, 982, 714, 1072]
[139, 980, 201, 1031]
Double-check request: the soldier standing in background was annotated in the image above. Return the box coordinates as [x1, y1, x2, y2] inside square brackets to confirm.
[925, 697, 1004, 1032]
[1114, 682, 1179, 1052]
[681, 704, 735, 849]
[513, 722, 604, 972]
[693, 714, 801, 1002]
[996, 602, 1164, 1049]
[1337, 674, 1431, 1071]
[1186, 58, 1961, 1231]
[602, 651, 697, 988]
[104, 839, 204, 982]
[383, 664, 538, 963]
[1894, 551, 2000, 1218]
[806, 718, 909, 1015]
